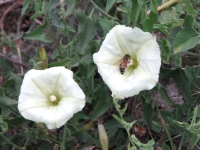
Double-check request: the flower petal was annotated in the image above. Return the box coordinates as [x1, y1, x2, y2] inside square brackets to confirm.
[18, 67, 86, 129]
[136, 37, 161, 82]
[93, 25, 161, 98]
[54, 69, 85, 100]
[26, 67, 66, 96]
[55, 97, 85, 129]
[114, 25, 153, 57]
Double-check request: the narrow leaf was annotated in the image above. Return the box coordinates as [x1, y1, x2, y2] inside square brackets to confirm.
[173, 15, 200, 54]
[129, 0, 143, 27]
[65, 0, 76, 16]
[184, 0, 196, 15]
[160, 68, 193, 103]
[48, 58, 73, 68]
[141, 96, 153, 128]
[23, 22, 52, 43]
[157, 84, 173, 106]
[0, 88, 17, 106]
[21, 0, 32, 16]
[99, 17, 114, 36]
[76, 9, 96, 54]
[106, 0, 116, 12]
[143, 0, 158, 32]
[30, 11, 44, 20]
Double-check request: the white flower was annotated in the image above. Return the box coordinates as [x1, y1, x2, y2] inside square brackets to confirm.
[18, 67, 85, 129]
[93, 25, 161, 98]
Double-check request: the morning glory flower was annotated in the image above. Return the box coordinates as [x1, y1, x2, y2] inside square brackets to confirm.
[93, 25, 161, 98]
[18, 67, 85, 129]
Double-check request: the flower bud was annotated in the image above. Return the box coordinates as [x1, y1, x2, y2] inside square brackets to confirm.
[80, 121, 94, 132]
[39, 45, 47, 61]
[98, 124, 109, 150]
[37, 45, 48, 70]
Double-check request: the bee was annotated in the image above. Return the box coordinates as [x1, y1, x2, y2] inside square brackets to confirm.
[119, 54, 131, 74]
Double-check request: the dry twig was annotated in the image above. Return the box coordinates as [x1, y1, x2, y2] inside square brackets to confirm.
[0, 53, 31, 67]
[0, 1, 23, 30]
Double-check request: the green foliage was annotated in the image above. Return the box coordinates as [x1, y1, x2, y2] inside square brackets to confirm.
[173, 15, 200, 54]
[76, 9, 97, 54]
[23, 22, 52, 42]
[141, 96, 154, 128]
[0, 0, 200, 149]
[129, 0, 143, 27]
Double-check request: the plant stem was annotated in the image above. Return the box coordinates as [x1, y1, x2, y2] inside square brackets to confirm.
[164, 127, 175, 149]
[47, 136, 62, 145]
[8, 106, 20, 115]
[45, 14, 61, 55]
[0, 134, 26, 150]
[88, 7, 95, 19]
[89, 0, 117, 20]
[155, 103, 175, 149]
[113, 98, 137, 148]
[178, 134, 184, 150]
[125, 128, 136, 148]
[61, 123, 67, 149]
[24, 137, 29, 148]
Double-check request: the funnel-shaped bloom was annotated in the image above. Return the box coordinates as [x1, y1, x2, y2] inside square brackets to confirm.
[93, 25, 161, 98]
[18, 67, 85, 129]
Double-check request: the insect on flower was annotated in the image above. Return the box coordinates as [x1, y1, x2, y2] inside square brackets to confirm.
[119, 54, 131, 74]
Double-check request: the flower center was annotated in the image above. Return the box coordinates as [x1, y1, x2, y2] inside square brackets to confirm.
[127, 59, 133, 67]
[50, 95, 57, 102]
[129, 57, 138, 69]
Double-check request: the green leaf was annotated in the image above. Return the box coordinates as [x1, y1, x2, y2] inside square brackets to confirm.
[86, 76, 94, 98]
[23, 22, 52, 43]
[173, 54, 182, 67]
[21, 0, 32, 16]
[173, 15, 200, 54]
[30, 11, 44, 20]
[87, 63, 97, 79]
[184, 66, 198, 83]
[2, 72, 22, 97]
[76, 9, 96, 54]
[70, 113, 89, 130]
[175, 105, 184, 121]
[33, 1, 40, 12]
[106, 0, 116, 12]
[91, 98, 113, 120]
[4, 117, 25, 127]
[190, 134, 200, 149]
[41, 0, 46, 11]
[184, 0, 196, 14]
[129, 0, 143, 27]
[172, 68, 193, 104]
[160, 68, 193, 104]
[47, 11, 64, 29]
[162, 142, 171, 150]
[91, 88, 113, 120]
[161, 39, 170, 64]
[99, 17, 114, 36]
[131, 134, 155, 150]
[115, 130, 125, 147]
[0, 88, 17, 106]
[141, 96, 153, 128]
[157, 84, 173, 106]
[143, 0, 158, 32]
[65, 0, 76, 16]
[48, 58, 73, 68]
[0, 116, 8, 133]
[79, 63, 87, 77]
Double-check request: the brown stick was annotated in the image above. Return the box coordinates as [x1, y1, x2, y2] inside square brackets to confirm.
[146, 0, 182, 16]
[0, 1, 23, 30]
[0, 53, 31, 67]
